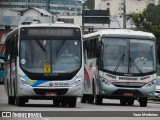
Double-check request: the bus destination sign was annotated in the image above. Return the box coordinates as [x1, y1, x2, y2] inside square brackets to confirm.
[26, 28, 75, 36]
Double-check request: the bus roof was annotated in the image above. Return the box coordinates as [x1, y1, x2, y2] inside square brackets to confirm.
[18, 23, 81, 29]
[6, 23, 81, 38]
[83, 29, 155, 40]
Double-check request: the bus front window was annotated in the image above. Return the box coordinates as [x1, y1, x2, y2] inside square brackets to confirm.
[101, 38, 156, 74]
[20, 40, 51, 73]
[101, 38, 129, 73]
[129, 39, 156, 74]
[20, 39, 81, 74]
[52, 40, 81, 73]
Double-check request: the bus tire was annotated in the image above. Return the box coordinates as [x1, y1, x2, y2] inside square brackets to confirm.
[68, 97, 77, 108]
[95, 95, 102, 105]
[120, 98, 127, 106]
[139, 97, 148, 107]
[8, 96, 15, 105]
[16, 97, 25, 106]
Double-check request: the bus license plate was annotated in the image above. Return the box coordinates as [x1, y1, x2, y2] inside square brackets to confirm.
[45, 92, 57, 96]
[123, 93, 133, 96]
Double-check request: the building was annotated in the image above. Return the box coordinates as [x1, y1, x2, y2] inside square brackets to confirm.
[0, 0, 83, 16]
[155, 0, 160, 5]
[0, 7, 54, 28]
[49, 0, 82, 15]
[95, 0, 156, 17]
[0, 7, 54, 48]
[20, 7, 54, 23]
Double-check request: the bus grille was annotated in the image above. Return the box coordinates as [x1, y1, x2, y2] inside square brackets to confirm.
[112, 82, 145, 88]
[33, 88, 68, 95]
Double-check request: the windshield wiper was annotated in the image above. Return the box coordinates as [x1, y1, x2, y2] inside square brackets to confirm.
[129, 57, 143, 74]
[114, 53, 125, 72]
[36, 40, 46, 52]
[114, 47, 125, 72]
[36, 39, 47, 59]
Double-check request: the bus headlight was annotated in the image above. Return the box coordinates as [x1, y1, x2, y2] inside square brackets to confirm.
[145, 80, 156, 87]
[19, 77, 30, 86]
[71, 77, 82, 87]
[100, 77, 111, 85]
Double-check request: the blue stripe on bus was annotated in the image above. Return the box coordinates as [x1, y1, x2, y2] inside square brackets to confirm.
[31, 80, 48, 87]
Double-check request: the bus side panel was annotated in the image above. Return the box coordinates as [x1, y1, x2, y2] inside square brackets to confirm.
[84, 58, 97, 95]
[11, 61, 16, 97]
[4, 63, 10, 96]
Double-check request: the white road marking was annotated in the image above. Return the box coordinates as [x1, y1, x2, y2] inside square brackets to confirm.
[43, 118, 50, 120]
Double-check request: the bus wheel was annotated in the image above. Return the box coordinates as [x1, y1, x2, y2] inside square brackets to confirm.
[16, 97, 25, 106]
[95, 95, 102, 105]
[120, 98, 127, 106]
[81, 94, 87, 103]
[53, 99, 60, 107]
[139, 97, 148, 107]
[68, 97, 77, 108]
[8, 96, 15, 105]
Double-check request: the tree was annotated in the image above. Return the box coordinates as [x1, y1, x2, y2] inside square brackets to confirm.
[127, 4, 160, 36]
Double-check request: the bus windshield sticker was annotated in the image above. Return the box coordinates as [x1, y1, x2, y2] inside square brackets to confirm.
[21, 59, 26, 64]
[44, 65, 51, 73]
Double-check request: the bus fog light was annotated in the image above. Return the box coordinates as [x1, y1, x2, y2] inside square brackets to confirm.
[19, 77, 30, 86]
[100, 77, 111, 85]
[145, 80, 156, 87]
[71, 77, 81, 87]
[105, 80, 110, 85]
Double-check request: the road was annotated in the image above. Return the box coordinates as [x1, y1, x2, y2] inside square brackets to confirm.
[0, 84, 160, 120]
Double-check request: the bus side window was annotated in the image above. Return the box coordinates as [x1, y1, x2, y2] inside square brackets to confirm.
[14, 34, 18, 57]
[5, 39, 11, 62]
[11, 36, 16, 61]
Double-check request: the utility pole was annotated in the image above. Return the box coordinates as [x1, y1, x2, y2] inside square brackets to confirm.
[123, 0, 126, 29]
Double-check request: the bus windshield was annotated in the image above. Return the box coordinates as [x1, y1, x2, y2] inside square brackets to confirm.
[101, 37, 156, 74]
[20, 39, 81, 74]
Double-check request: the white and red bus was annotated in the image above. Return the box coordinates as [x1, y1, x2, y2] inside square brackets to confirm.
[82, 29, 156, 107]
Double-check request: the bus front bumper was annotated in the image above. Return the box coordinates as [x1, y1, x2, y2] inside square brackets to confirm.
[99, 81, 156, 98]
[16, 83, 84, 98]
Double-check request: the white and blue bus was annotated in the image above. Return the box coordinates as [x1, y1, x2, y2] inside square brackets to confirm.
[4, 23, 84, 107]
[82, 29, 156, 107]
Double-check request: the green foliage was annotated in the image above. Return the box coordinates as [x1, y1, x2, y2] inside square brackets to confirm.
[83, 0, 95, 10]
[127, 4, 160, 36]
